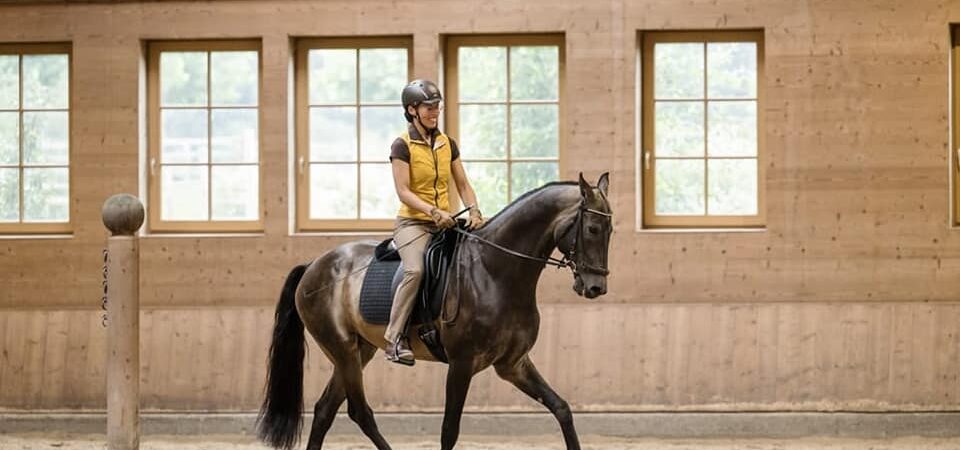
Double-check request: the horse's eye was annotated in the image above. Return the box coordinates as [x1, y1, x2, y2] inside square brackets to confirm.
[588, 225, 600, 234]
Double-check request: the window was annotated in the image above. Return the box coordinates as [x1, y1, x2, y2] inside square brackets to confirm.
[0, 44, 71, 234]
[444, 34, 564, 215]
[147, 40, 261, 232]
[641, 31, 764, 228]
[295, 37, 411, 231]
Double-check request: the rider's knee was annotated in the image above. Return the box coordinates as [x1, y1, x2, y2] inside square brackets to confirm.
[403, 267, 423, 282]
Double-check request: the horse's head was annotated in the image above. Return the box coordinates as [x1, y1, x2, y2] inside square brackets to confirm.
[556, 172, 612, 299]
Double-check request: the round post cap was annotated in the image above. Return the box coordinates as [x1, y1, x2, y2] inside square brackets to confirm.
[101, 194, 145, 236]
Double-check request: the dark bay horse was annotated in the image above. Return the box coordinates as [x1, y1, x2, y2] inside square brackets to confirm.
[258, 173, 613, 450]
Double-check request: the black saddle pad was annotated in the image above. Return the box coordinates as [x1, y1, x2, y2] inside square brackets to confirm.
[358, 257, 402, 325]
[359, 227, 463, 325]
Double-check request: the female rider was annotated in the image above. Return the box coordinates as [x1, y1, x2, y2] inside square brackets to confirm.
[385, 79, 483, 365]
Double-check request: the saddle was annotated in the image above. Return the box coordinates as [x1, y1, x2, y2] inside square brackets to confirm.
[359, 224, 466, 362]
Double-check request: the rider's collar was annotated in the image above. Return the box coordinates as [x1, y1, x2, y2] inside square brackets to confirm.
[408, 123, 440, 144]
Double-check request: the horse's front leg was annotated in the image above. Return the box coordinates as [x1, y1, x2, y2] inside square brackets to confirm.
[495, 355, 581, 450]
[440, 360, 475, 450]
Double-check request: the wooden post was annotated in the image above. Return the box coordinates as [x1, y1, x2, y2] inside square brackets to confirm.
[102, 194, 144, 450]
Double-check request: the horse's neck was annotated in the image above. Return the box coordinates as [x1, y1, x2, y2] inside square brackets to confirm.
[478, 186, 579, 271]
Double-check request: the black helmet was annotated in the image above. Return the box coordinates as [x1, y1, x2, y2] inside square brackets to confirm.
[402, 79, 442, 122]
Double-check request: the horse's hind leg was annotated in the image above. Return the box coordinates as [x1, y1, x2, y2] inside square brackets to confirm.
[305, 372, 344, 450]
[305, 342, 378, 450]
[332, 339, 392, 450]
[495, 356, 581, 450]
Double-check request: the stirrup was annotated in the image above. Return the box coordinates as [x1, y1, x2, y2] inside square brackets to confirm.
[385, 339, 415, 366]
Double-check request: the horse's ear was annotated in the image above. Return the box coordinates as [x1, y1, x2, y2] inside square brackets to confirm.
[578, 172, 591, 198]
[597, 172, 609, 197]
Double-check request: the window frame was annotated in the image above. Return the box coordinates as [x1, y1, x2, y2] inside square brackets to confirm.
[952, 28, 960, 226]
[146, 39, 264, 233]
[0, 43, 73, 235]
[640, 30, 766, 229]
[443, 33, 566, 214]
[294, 36, 413, 232]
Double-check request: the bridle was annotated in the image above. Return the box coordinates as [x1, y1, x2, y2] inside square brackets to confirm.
[557, 201, 612, 277]
[452, 195, 612, 278]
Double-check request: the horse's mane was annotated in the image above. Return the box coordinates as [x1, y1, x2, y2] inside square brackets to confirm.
[482, 181, 578, 226]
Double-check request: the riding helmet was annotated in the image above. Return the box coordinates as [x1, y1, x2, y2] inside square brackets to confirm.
[402, 79, 443, 122]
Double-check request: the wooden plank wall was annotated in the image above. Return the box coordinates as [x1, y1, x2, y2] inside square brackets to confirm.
[2, 0, 960, 412]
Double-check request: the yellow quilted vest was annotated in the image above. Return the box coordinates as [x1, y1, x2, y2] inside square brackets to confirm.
[397, 130, 453, 221]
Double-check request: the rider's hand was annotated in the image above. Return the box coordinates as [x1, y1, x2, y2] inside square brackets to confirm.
[430, 207, 456, 229]
[467, 207, 485, 230]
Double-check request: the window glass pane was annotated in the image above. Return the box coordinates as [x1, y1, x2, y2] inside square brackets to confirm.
[655, 101, 704, 157]
[707, 42, 757, 99]
[708, 158, 757, 215]
[511, 162, 558, 199]
[360, 106, 403, 162]
[708, 101, 756, 157]
[211, 165, 258, 220]
[161, 52, 207, 107]
[22, 111, 68, 165]
[360, 163, 396, 219]
[211, 108, 258, 163]
[511, 104, 558, 158]
[655, 159, 705, 215]
[510, 46, 558, 101]
[654, 43, 703, 99]
[459, 104, 506, 159]
[359, 48, 406, 104]
[309, 49, 356, 105]
[161, 165, 208, 221]
[162, 109, 208, 163]
[459, 47, 506, 102]
[0, 55, 18, 109]
[0, 112, 19, 164]
[23, 167, 68, 222]
[463, 161, 507, 215]
[211, 51, 258, 106]
[22, 54, 68, 109]
[0, 168, 18, 222]
[310, 106, 357, 162]
[310, 164, 357, 219]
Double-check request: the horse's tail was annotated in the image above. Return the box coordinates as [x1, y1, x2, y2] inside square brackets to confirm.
[257, 263, 308, 450]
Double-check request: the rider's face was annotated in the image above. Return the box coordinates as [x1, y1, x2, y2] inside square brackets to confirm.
[415, 102, 442, 129]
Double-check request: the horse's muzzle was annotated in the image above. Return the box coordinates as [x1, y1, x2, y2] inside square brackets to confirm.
[584, 284, 606, 299]
[573, 274, 606, 299]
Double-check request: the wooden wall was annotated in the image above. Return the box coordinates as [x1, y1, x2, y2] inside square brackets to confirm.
[2, 0, 960, 412]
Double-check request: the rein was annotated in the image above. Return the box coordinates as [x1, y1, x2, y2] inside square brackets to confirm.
[453, 227, 570, 269]
[454, 199, 612, 277]
[301, 192, 612, 298]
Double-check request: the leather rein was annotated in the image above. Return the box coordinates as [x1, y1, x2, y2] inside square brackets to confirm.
[452, 199, 612, 277]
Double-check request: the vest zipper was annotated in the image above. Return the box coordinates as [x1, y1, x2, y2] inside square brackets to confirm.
[431, 138, 440, 207]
